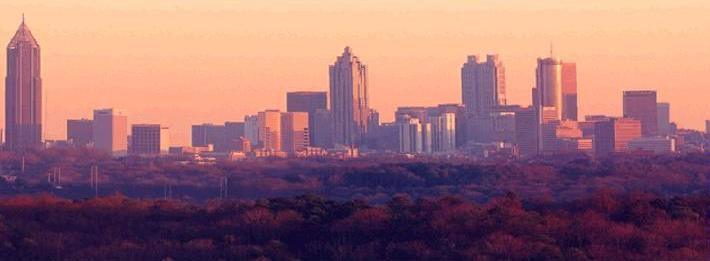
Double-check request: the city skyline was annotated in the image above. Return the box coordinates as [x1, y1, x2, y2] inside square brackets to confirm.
[1, 1, 710, 145]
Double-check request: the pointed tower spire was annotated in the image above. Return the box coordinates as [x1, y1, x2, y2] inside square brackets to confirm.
[22, 13, 25, 24]
[549, 42, 554, 58]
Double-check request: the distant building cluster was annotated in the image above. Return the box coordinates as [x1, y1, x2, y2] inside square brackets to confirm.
[3, 18, 707, 159]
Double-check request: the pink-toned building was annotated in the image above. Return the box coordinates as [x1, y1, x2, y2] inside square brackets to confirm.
[561, 63, 578, 121]
[623, 90, 658, 137]
[593, 118, 642, 156]
[93, 109, 128, 156]
[5, 17, 42, 150]
[281, 112, 310, 154]
[329, 47, 370, 147]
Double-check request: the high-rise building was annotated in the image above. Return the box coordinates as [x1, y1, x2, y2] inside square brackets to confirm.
[312, 109, 334, 148]
[67, 119, 93, 147]
[706, 120, 710, 135]
[656, 103, 671, 136]
[515, 107, 539, 157]
[281, 112, 310, 154]
[258, 110, 282, 151]
[623, 90, 658, 137]
[191, 124, 226, 151]
[93, 109, 128, 155]
[398, 118, 423, 154]
[287, 91, 327, 144]
[225, 121, 245, 151]
[535, 57, 563, 120]
[130, 124, 169, 155]
[329, 47, 370, 146]
[561, 63, 578, 121]
[244, 115, 259, 146]
[191, 122, 245, 152]
[431, 112, 456, 153]
[5, 17, 42, 150]
[461, 55, 506, 115]
[593, 118, 642, 156]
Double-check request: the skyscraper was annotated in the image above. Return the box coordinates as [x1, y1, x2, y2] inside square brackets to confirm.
[431, 112, 456, 153]
[5, 17, 42, 150]
[244, 115, 259, 146]
[461, 55, 506, 115]
[225, 121, 245, 151]
[561, 62, 578, 121]
[257, 110, 282, 151]
[67, 119, 93, 147]
[623, 90, 658, 137]
[281, 112, 310, 154]
[93, 109, 128, 155]
[535, 57, 563, 121]
[312, 109, 334, 148]
[515, 107, 539, 157]
[329, 47, 370, 147]
[656, 102, 671, 136]
[130, 124, 170, 155]
[286, 91, 327, 146]
[398, 118, 423, 154]
[593, 118, 642, 156]
[191, 124, 226, 151]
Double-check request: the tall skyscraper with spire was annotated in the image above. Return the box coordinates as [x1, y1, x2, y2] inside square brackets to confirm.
[5, 16, 42, 150]
[329, 47, 370, 146]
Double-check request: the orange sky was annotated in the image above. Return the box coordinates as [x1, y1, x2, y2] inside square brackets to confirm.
[1, 1, 709, 145]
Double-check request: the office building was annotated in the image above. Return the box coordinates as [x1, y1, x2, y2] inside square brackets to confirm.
[431, 112, 456, 153]
[623, 90, 658, 136]
[67, 119, 93, 147]
[244, 115, 259, 146]
[515, 107, 539, 157]
[281, 112, 310, 154]
[5, 17, 42, 150]
[561, 63, 578, 121]
[287, 91, 327, 144]
[93, 109, 128, 155]
[629, 136, 676, 154]
[398, 118, 423, 154]
[535, 57, 563, 120]
[225, 121, 245, 151]
[329, 47, 370, 146]
[593, 118, 642, 156]
[191, 124, 226, 152]
[258, 110, 282, 151]
[657, 103, 671, 136]
[461, 55, 506, 114]
[130, 124, 169, 155]
[367, 123, 399, 152]
[312, 109, 334, 148]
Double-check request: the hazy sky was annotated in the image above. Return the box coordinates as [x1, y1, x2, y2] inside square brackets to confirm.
[1, 0, 709, 145]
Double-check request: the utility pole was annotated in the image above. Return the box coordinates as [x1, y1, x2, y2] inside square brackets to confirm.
[90, 165, 99, 198]
[219, 176, 229, 199]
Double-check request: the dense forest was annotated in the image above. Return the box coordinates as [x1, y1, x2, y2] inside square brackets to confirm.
[0, 149, 707, 259]
[0, 148, 706, 203]
[0, 192, 705, 260]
